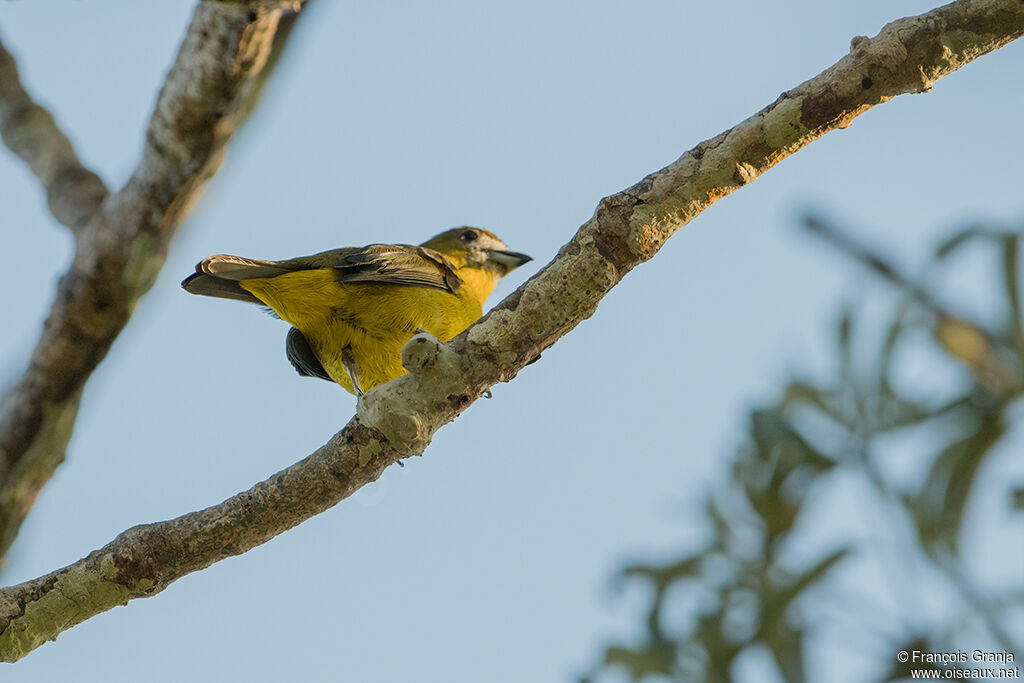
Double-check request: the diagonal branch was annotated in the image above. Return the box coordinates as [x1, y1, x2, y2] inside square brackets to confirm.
[0, 2, 301, 567]
[0, 35, 108, 232]
[0, 0, 1020, 663]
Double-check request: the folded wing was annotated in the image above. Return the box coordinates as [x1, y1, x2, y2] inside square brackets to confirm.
[333, 245, 462, 293]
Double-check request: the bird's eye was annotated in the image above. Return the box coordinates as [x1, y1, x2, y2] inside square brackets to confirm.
[459, 230, 478, 243]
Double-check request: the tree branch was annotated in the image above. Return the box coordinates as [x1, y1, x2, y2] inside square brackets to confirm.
[0, 35, 108, 232]
[0, 2, 297, 567]
[0, 0, 1020, 663]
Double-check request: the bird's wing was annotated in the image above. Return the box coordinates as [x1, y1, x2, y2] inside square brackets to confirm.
[183, 243, 462, 302]
[331, 244, 462, 293]
[286, 327, 332, 381]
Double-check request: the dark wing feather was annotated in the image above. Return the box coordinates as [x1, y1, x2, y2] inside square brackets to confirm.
[333, 245, 461, 293]
[286, 327, 332, 381]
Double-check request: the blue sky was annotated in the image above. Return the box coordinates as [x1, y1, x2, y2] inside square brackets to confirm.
[2, 2, 1022, 681]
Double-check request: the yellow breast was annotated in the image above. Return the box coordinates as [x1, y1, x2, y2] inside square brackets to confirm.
[238, 269, 488, 394]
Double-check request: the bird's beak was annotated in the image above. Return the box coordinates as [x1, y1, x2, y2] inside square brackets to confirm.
[488, 249, 532, 270]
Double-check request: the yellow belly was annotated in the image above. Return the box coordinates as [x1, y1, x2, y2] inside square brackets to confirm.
[239, 270, 482, 394]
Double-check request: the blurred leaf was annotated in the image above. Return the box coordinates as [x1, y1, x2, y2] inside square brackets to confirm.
[877, 306, 907, 398]
[765, 624, 806, 683]
[934, 317, 994, 373]
[778, 380, 860, 441]
[750, 412, 834, 473]
[707, 497, 732, 545]
[775, 547, 850, 608]
[1002, 233, 1023, 349]
[877, 393, 973, 432]
[602, 643, 675, 680]
[759, 546, 850, 666]
[913, 413, 1005, 552]
[779, 381, 831, 415]
[995, 589, 1024, 608]
[1012, 488, 1024, 511]
[836, 309, 858, 416]
[933, 226, 992, 260]
[838, 307, 853, 367]
[620, 554, 704, 592]
[694, 612, 741, 680]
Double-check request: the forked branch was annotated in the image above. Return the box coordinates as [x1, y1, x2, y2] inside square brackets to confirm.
[0, 2, 299, 569]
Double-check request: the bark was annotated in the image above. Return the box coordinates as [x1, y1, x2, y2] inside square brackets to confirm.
[0, 2, 298, 567]
[0, 0, 1020, 664]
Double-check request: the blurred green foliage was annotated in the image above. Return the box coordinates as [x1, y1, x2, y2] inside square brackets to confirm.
[583, 218, 1024, 682]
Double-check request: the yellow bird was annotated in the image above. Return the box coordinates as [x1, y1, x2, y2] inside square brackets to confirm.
[182, 227, 531, 396]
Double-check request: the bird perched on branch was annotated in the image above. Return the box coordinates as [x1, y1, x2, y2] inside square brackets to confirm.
[182, 227, 532, 396]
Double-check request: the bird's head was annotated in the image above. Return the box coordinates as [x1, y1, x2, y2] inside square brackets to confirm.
[421, 227, 532, 277]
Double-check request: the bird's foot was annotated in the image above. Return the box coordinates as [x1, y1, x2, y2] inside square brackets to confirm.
[341, 346, 364, 397]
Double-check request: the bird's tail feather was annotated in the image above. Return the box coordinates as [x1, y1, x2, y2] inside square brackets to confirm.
[181, 273, 260, 303]
[181, 254, 292, 303]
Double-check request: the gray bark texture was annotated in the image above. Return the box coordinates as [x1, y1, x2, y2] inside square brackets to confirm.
[0, 0, 1021, 664]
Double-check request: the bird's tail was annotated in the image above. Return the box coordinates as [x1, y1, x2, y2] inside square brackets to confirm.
[181, 254, 292, 303]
